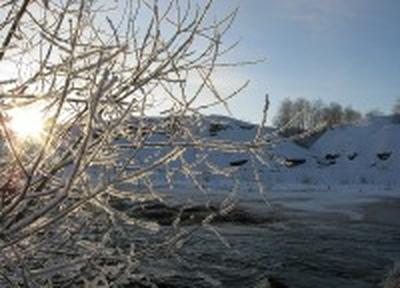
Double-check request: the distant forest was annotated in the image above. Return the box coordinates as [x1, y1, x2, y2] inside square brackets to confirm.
[274, 97, 400, 136]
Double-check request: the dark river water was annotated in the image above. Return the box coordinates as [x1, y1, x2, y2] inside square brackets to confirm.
[132, 197, 400, 288]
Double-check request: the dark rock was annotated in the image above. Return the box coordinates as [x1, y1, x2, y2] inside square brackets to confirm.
[209, 123, 227, 136]
[269, 276, 289, 288]
[239, 124, 255, 130]
[127, 202, 179, 225]
[348, 153, 358, 160]
[325, 153, 340, 160]
[114, 200, 279, 226]
[377, 152, 392, 161]
[229, 159, 248, 167]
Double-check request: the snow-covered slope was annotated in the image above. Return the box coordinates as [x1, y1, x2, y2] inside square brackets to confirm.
[311, 116, 400, 167]
[112, 115, 400, 195]
[301, 116, 400, 186]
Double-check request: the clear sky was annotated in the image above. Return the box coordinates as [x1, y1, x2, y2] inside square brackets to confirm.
[207, 0, 400, 123]
[1, 1, 399, 125]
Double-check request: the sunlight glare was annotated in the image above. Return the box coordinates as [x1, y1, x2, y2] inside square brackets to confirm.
[8, 104, 46, 141]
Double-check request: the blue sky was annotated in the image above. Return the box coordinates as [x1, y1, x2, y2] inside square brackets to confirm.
[207, 0, 400, 123]
[2, 1, 399, 124]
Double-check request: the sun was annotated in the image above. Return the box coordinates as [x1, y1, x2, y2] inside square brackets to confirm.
[8, 104, 47, 141]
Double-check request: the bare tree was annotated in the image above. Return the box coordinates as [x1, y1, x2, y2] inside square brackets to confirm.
[292, 98, 311, 131]
[321, 102, 343, 127]
[274, 98, 293, 129]
[309, 99, 325, 128]
[0, 1, 266, 286]
[343, 106, 362, 124]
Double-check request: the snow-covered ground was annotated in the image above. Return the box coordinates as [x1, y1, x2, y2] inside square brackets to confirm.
[115, 115, 400, 216]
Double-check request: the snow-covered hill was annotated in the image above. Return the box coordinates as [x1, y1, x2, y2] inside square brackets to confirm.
[129, 115, 400, 184]
[278, 116, 400, 186]
[105, 114, 400, 205]
[99, 114, 399, 220]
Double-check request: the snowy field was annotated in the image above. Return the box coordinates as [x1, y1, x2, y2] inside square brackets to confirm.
[122, 115, 400, 212]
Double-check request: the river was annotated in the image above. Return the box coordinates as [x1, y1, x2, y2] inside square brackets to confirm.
[130, 193, 400, 287]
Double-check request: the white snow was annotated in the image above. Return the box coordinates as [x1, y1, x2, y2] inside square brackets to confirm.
[113, 115, 400, 219]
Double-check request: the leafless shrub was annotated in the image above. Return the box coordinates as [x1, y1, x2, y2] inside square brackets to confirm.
[0, 0, 269, 286]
